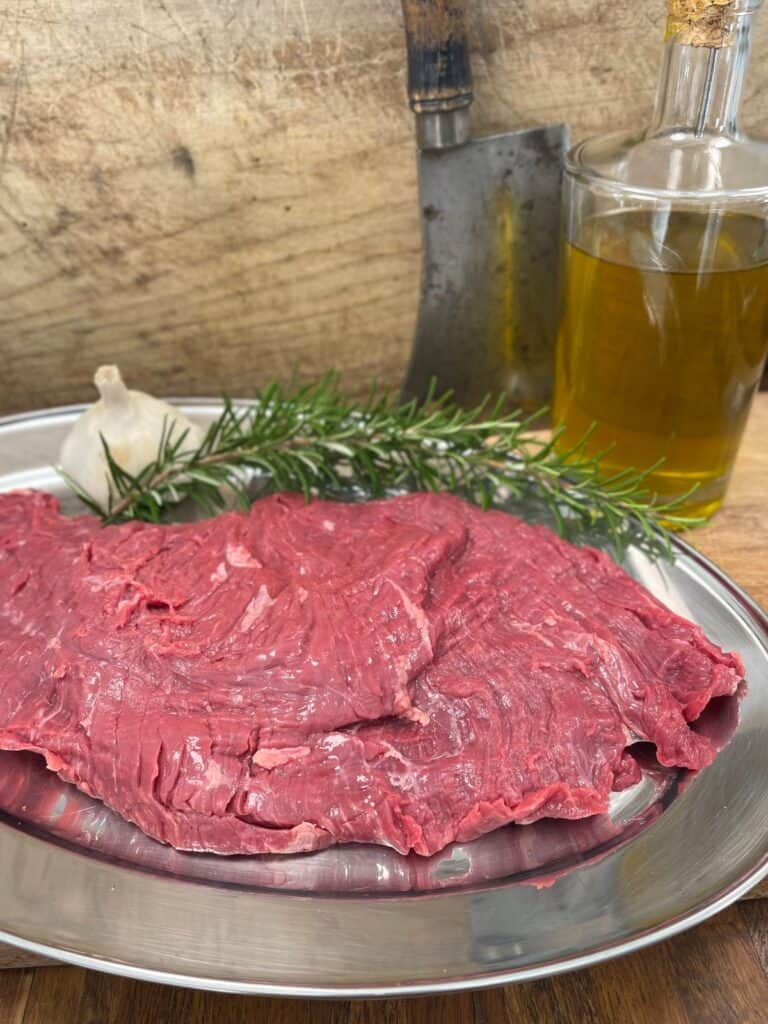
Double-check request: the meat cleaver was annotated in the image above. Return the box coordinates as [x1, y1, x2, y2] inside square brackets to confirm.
[400, 0, 569, 411]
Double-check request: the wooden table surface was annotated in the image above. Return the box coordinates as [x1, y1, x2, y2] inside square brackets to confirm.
[1, 398, 767, 1024]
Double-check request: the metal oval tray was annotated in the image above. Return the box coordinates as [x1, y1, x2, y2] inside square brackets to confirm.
[0, 402, 766, 996]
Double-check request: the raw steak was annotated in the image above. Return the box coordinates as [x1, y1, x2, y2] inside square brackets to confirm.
[0, 490, 743, 856]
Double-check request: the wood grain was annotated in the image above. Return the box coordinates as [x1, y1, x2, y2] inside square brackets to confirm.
[741, 899, 768, 976]
[1, 905, 767, 1023]
[0, 0, 767, 415]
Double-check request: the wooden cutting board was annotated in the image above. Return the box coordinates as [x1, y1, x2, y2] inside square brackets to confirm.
[0, 1, 768, 417]
[1, 397, 766, 970]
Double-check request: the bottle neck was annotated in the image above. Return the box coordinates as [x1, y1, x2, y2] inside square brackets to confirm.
[647, 2, 759, 139]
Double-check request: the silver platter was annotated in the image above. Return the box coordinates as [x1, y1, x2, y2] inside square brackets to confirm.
[0, 401, 766, 996]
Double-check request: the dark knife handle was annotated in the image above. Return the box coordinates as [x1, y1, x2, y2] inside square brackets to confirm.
[401, 0, 473, 148]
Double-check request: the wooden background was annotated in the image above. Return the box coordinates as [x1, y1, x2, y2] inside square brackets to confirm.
[0, 0, 767, 416]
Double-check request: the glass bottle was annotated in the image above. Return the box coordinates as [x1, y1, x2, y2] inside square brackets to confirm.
[553, 0, 768, 520]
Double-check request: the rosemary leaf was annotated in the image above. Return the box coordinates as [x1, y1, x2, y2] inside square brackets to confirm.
[61, 375, 704, 557]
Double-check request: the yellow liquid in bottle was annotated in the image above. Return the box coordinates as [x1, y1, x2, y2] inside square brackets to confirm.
[553, 210, 768, 519]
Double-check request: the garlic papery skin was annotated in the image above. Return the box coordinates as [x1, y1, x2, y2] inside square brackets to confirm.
[59, 366, 206, 509]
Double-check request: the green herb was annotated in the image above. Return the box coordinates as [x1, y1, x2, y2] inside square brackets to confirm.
[60, 374, 702, 555]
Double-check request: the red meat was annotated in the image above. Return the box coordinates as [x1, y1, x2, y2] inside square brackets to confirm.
[0, 490, 743, 856]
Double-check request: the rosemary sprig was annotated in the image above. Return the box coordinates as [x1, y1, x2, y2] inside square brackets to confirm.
[61, 375, 702, 556]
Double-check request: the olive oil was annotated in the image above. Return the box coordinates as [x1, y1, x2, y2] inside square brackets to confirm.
[553, 209, 768, 518]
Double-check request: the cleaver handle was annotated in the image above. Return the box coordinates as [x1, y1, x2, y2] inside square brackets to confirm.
[401, 0, 473, 150]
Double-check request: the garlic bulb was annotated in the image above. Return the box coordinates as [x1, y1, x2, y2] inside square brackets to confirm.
[59, 366, 205, 508]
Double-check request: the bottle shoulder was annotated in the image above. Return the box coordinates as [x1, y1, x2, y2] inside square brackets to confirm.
[569, 129, 768, 200]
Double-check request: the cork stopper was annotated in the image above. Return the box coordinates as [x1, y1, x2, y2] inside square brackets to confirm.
[667, 0, 736, 47]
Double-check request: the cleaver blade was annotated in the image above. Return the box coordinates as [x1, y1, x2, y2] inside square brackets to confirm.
[400, 1, 569, 411]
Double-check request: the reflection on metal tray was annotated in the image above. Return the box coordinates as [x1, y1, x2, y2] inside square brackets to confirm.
[0, 748, 677, 895]
[0, 402, 766, 996]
